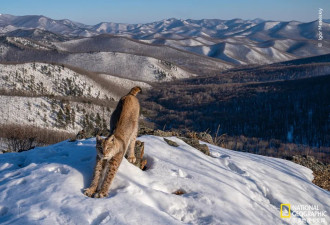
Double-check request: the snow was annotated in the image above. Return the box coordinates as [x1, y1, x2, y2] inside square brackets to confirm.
[98, 74, 151, 91]
[264, 22, 280, 30]
[6, 37, 52, 50]
[0, 95, 109, 134]
[60, 52, 193, 82]
[0, 135, 328, 225]
[0, 62, 126, 133]
[0, 63, 115, 100]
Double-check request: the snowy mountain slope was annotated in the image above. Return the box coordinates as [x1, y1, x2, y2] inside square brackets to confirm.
[52, 32, 328, 67]
[5, 28, 71, 42]
[0, 95, 107, 134]
[1, 15, 329, 41]
[0, 135, 328, 224]
[0, 63, 116, 100]
[0, 36, 206, 80]
[205, 42, 296, 65]
[90, 18, 330, 41]
[1, 14, 330, 70]
[97, 73, 152, 90]
[0, 14, 92, 37]
[52, 35, 230, 75]
[60, 52, 194, 82]
[0, 62, 150, 133]
[161, 38, 329, 65]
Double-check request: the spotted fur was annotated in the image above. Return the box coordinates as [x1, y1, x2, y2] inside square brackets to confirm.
[84, 86, 141, 198]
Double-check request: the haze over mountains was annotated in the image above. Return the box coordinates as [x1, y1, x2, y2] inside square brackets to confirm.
[1, 14, 329, 67]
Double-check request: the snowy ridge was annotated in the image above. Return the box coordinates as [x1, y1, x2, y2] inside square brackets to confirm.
[61, 52, 194, 82]
[1, 14, 329, 67]
[0, 62, 150, 133]
[0, 136, 328, 224]
[0, 36, 201, 81]
[1, 15, 329, 41]
[0, 63, 114, 99]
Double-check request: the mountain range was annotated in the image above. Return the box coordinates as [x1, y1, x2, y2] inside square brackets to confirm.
[0, 14, 329, 67]
[1, 14, 329, 40]
[0, 13, 329, 207]
[0, 14, 329, 145]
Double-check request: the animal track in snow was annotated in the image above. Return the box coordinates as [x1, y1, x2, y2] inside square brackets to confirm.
[91, 211, 110, 225]
[227, 162, 247, 175]
[171, 169, 192, 179]
[218, 154, 231, 166]
[220, 154, 230, 159]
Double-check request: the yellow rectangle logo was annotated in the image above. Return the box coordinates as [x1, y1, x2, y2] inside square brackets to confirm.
[280, 204, 291, 218]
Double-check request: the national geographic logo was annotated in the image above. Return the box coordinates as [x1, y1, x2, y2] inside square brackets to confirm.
[281, 203, 327, 224]
[280, 204, 291, 218]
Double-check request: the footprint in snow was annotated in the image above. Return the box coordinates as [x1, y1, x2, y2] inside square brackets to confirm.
[171, 169, 192, 179]
[227, 162, 247, 175]
[91, 211, 111, 225]
[218, 154, 231, 166]
[220, 154, 231, 159]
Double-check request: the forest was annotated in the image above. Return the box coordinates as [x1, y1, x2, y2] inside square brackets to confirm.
[142, 62, 330, 163]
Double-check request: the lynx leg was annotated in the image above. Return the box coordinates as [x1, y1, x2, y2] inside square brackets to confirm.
[94, 152, 124, 198]
[84, 156, 104, 197]
[127, 135, 136, 163]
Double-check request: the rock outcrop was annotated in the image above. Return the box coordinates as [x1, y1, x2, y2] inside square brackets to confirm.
[292, 155, 329, 191]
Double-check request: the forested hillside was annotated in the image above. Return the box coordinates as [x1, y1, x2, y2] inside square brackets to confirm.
[142, 60, 330, 162]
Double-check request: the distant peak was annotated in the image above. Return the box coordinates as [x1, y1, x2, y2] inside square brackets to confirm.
[250, 18, 265, 23]
[164, 18, 179, 22]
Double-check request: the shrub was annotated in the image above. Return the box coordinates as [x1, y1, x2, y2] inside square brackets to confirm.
[0, 124, 75, 152]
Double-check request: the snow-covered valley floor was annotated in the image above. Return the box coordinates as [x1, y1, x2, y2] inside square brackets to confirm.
[0, 135, 329, 225]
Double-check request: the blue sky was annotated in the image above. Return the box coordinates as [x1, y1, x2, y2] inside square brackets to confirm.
[0, 0, 329, 24]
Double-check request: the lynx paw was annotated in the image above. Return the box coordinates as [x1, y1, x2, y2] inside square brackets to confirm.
[127, 156, 136, 163]
[84, 188, 96, 197]
[94, 192, 108, 198]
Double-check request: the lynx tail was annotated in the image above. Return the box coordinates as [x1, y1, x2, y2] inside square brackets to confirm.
[129, 86, 142, 96]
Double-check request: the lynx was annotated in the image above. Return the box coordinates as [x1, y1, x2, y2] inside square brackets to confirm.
[84, 86, 142, 198]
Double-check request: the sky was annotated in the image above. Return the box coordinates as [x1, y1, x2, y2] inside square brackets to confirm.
[0, 0, 329, 24]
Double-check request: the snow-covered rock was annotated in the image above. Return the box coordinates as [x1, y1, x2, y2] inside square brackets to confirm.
[0, 135, 328, 224]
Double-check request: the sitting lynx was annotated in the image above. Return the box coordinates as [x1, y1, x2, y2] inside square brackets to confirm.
[84, 86, 142, 198]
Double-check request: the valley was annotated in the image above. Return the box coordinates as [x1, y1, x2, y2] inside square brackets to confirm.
[0, 14, 329, 164]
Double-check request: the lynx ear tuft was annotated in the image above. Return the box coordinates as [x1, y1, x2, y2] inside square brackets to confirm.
[106, 135, 115, 143]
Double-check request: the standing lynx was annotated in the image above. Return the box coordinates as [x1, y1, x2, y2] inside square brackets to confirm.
[84, 86, 141, 198]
